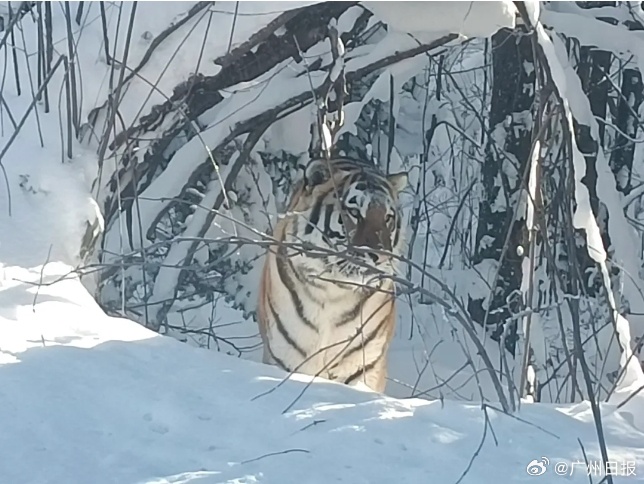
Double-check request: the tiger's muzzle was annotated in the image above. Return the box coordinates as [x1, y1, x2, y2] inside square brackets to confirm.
[348, 205, 392, 265]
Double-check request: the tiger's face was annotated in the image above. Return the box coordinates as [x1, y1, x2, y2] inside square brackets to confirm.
[285, 158, 407, 285]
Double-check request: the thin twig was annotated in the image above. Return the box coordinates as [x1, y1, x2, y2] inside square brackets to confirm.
[64, 2, 79, 134]
[454, 405, 495, 484]
[96, 2, 138, 167]
[239, 448, 310, 465]
[0, 55, 67, 216]
[99, 2, 111, 65]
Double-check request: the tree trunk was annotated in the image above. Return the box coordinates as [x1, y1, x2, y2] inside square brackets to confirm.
[468, 26, 535, 356]
[610, 69, 643, 195]
[574, 45, 613, 292]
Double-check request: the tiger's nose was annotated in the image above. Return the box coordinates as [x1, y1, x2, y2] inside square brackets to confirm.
[360, 229, 391, 252]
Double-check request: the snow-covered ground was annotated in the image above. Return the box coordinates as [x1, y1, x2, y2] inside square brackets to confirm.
[2, 177, 644, 484]
[2, 1, 644, 483]
[2, 164, 644, 483]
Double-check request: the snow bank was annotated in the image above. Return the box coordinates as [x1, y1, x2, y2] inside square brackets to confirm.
[2, 253, 644, 483]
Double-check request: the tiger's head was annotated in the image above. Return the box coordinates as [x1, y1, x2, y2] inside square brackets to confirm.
[284, 157, 408, 285]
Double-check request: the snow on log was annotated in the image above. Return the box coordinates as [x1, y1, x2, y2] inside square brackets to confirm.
[362, 1, 516, 39]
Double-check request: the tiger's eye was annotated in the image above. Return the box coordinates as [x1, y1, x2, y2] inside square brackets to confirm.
[309, 170, 326, 186]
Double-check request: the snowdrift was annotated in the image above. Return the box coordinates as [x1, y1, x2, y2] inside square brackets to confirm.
[2, 180, 644, 482]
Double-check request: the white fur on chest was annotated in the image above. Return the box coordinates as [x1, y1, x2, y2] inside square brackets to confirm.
[266, 257, 391, 381]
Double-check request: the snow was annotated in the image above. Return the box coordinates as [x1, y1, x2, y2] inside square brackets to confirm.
[145, 178, 226, 328]
[75, 1, 318, 132]
[102, 66, 327, 256]
[363, 1, 516, 39]
[535, 8, 644, 390]
[100, 0, 519, 258]
[2, 1, 644, 483]
[516, 136, 540, 393]
[541, 8, 644, 77]
[2, 240, 644, 483]
[4, 158, 641, 483]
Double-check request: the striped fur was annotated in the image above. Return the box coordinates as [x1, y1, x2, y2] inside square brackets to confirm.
[257, 157, 407, 393]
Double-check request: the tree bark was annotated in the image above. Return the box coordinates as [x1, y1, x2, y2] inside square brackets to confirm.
[610, 69, 643, 195]
[468, 26, 535, 356]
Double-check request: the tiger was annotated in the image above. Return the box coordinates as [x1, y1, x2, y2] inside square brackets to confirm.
[256, 156, 408, 393]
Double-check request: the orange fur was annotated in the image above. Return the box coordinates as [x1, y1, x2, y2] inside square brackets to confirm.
[256, 160, 404, 393]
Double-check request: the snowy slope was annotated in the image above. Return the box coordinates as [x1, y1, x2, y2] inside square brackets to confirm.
[2, 220, 644, 483]
[2, 193, 644, 483]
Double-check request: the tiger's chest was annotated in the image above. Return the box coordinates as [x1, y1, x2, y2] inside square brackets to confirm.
[266, 274, 392, 380]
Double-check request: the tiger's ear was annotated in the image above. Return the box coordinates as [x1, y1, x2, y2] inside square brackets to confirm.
[304, 158, 331, 189]
[387, 172, 408, 195]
